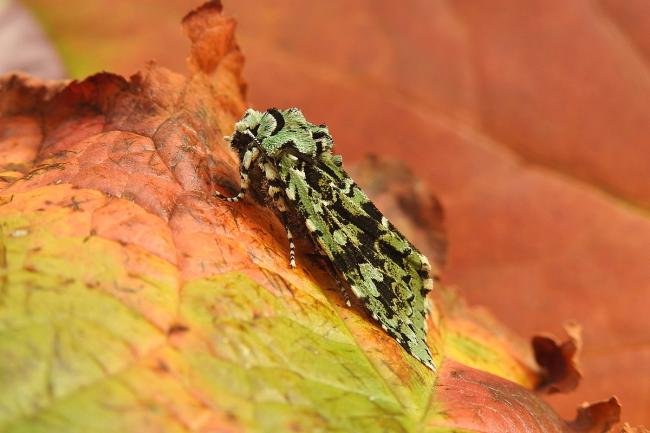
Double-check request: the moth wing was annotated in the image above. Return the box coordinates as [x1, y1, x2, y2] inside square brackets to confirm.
[277, 153, 434, 368]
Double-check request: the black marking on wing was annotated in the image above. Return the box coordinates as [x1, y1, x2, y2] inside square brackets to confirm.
[285, 148, 344, 183]
[360, 200, 384, 222]
[320, 209, 403, 321]
[313, 159, 342, 184]
[304, 164, 322, 189]
[329, 198, 380, 239]
[267, 108, 285, 136]
[377, 239, 411, 266]
[279, 154, 429, 352]
[279, 140, 298, 156]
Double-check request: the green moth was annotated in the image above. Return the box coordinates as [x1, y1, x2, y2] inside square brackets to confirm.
[216, 108, 436, 369]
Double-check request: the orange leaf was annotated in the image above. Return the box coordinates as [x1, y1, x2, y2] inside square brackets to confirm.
[0, 2, 640, 432]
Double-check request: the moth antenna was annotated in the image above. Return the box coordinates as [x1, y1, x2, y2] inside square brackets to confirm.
[245, 130, 262, 146]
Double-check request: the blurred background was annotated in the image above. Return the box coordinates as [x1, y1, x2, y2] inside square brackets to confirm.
[1, 0, 648, 425]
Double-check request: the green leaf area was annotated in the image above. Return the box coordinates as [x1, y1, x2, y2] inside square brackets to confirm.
[0, 185, 495, 433]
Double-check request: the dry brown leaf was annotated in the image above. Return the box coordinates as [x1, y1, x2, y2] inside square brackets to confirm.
[534, 321, 583, 394]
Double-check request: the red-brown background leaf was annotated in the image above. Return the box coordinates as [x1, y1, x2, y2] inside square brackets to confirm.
[6, 0, 650, 428]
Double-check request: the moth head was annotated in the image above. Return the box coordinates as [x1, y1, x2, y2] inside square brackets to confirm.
[230, 107, 335, 159]
[265, 108, 335, 157]
[229, 109, 264, 159]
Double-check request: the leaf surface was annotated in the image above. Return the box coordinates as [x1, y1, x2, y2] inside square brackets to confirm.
[0, 2, 632, 432]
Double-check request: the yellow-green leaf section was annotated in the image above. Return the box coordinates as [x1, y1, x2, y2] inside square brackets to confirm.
[0, 184, 535, 433]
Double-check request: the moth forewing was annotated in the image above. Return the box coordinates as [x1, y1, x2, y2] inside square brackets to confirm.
[217, 107, 436, 370]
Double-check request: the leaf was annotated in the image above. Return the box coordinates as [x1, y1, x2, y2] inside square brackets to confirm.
[621, 424, 650, 433]
[568, 398, 622, 433]
[533, 322, 582, 394]
[0, 2, 633, 432]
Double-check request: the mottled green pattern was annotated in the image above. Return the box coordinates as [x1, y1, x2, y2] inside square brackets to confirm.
[220, 108, 436, 369]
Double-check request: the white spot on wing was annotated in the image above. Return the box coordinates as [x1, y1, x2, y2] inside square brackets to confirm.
[333, 230, 347, 245]
[420, 255, 431, 271]
[350, 284, 365, 299]
[286, 186, 296, 200]
[305, 219, 317, 233]
[263, 162, 278, 179]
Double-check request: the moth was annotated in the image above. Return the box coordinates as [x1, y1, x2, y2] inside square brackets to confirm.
[216, 108, 436, 369]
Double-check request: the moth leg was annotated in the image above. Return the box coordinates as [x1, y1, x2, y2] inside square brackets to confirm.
[279, 204, 297, 268]
[272, 206, 296, 269]
[214, 146, 260, 202]
[334, 271, 351, 307]
[258, 159, 297, 269]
